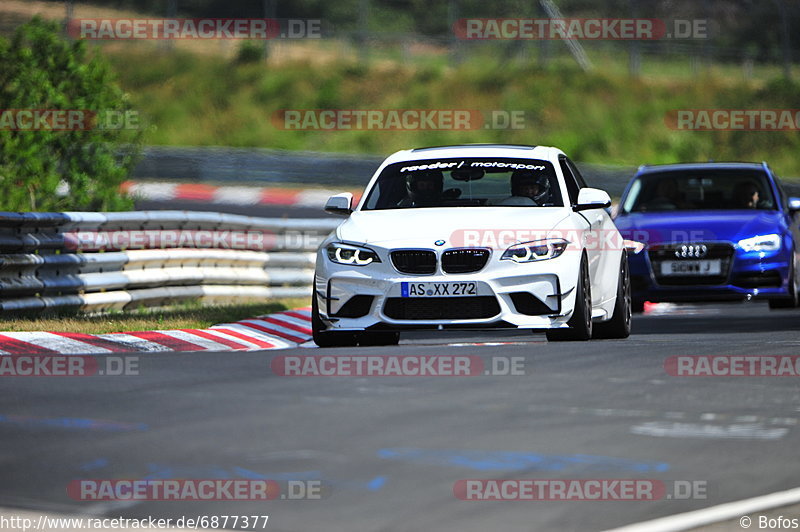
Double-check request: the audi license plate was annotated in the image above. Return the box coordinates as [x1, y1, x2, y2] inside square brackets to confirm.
[400, 281, 477, 297]
[661, 260, 721, 276]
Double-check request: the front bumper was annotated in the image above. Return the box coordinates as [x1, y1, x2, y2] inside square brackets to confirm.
[315, 251, 581, 331]
[628, 244, 792, 303]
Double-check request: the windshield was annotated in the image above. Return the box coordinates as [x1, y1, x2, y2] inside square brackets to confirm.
[622, 169, 777, 213]
[362, 157, 563, 210]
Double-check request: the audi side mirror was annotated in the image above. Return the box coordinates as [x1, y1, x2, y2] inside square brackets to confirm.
[788, 197, 800, 215]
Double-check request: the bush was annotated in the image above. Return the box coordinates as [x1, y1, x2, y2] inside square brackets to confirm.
[0, 16, 143, 212]
[236, 40, 267, 64]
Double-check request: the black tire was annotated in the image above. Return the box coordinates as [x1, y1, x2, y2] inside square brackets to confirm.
[593, 251, 632, 339]
[359, 331, 400, 346]
[311, 295, 358, 348]
[547, 255, 592, 342]
[769, 254, 798, 309]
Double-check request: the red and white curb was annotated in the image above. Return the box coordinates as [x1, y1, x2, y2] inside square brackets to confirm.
[122, 181, 361, 208]
[0, 305, 558, 354]
[0, 308, 313, 355]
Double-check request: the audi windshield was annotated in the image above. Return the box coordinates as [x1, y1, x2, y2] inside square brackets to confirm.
[621, 169, 778, 213]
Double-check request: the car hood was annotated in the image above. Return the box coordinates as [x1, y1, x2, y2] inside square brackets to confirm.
[337, 207, 571, 248]
[613, 210, 786, 245]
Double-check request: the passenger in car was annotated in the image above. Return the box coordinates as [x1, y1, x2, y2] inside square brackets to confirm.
[496, 170, 551, 206]
[641, 178, 687, 211]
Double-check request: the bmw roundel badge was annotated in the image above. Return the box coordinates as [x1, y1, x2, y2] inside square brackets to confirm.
[434, 240, 446, 246]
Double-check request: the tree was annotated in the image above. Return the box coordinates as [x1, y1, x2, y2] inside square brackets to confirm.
[0, 16, 142, 212]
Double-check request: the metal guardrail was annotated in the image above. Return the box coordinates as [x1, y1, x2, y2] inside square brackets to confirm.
[0, 211, 339, 314]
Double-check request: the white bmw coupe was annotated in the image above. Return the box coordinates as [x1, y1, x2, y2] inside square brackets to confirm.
[313, 144, 631, 346]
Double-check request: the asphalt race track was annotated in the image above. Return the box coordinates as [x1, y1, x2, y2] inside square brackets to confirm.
[1, 301, 799, 531]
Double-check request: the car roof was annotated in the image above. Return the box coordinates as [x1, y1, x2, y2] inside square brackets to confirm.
[382, 144, 565, 164]
[636, 162, 768, 175]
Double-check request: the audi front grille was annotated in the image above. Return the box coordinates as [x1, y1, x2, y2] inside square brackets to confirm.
[648, 242, 734, 286]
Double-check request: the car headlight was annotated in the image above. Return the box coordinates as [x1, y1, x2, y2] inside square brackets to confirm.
[501, 239, 569, 263]
[326, 243, 381, 266]
[738, 234, 781, 252]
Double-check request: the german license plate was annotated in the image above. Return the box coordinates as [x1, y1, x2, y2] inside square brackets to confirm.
[661, 260, 721, 276]
[400, 281, 478, 297]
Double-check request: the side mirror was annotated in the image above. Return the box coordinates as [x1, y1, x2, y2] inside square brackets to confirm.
[788, 197, 800, 215]
[324, 193, 354, 215]
[574, 188, 612, 212]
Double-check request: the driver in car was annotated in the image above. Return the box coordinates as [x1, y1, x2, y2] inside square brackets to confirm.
[497, 170, 551, 206]
[398, 170, 444, 207]
[733, 180, 761, 209]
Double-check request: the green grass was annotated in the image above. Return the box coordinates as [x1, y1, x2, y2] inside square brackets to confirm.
[0, 298, 309, 333]
[103, 43, 800, 178]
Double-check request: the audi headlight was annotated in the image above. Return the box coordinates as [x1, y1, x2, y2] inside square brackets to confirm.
[326, 243, 381, 266]
[738, 234, 781, 252]
[501, 239, 569, 263]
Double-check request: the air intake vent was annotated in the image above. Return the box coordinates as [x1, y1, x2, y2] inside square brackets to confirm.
[383, 296, 500, 320]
